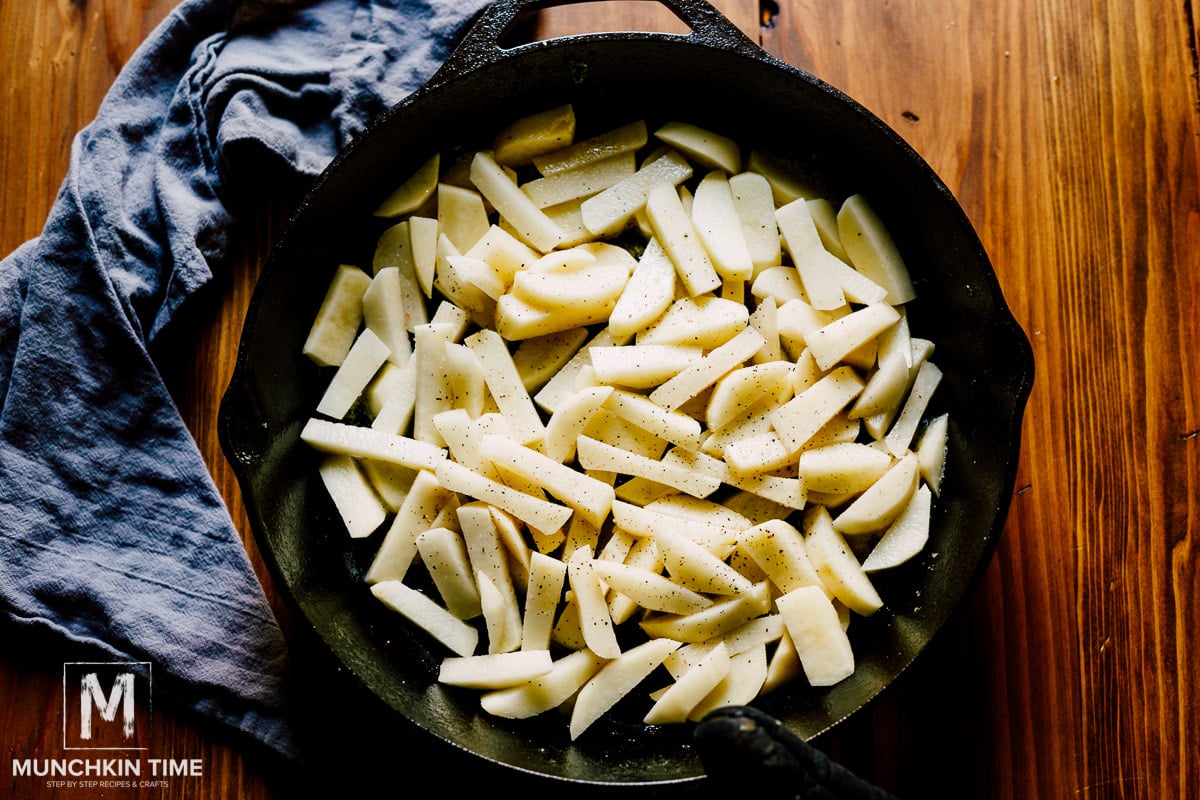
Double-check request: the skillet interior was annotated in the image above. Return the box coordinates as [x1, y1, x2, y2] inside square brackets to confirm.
[219, 14, 1034, 789]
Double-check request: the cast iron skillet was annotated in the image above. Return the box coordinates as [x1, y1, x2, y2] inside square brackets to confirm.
[219, 0, 1035, 789]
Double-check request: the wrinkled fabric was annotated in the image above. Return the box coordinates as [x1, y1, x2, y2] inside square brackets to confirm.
[0, 0, 488, 761]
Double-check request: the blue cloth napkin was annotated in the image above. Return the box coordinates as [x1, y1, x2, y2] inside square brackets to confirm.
[0, 0, 488, 762]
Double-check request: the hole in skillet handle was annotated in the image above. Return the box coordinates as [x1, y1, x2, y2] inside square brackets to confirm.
[504, 0, 696, 42]
[427, 0, 764, 94]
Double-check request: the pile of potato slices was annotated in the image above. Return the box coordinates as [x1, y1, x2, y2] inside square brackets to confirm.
[298, 104, 950, 739]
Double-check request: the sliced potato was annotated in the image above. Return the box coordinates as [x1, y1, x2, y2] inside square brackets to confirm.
[804, 302, 901, 372]
[653, 526, 755, 596]
[768, 366, 864, 453]
[589, 343, 703, 389]
[737, 519, 825, 595]
[833, 452, 920, 535]
[470, 150, 566, 252]
[916, 412, 950, 494]
[543, 386, 614, 463]
[511, 257, 631, 313]
[372, 580, 479, 658]
[464, 328, 546, 445]
[644, 642, 732, 725]
[639, 584, 771, 643]
[692, 170, 754, 281]
[803, 506, 883, 615]
[648, 326, 767, 411]
[375, 153, 439, 218]
[533, 119, 648, 175]
[837, 194, 916, 305]
[435, 459, 573, 537]
[706, 361, 794, 431]
[580, 149, 693, 237]
[303, 264, 372, 367]
[687, 643, 768, 720]
[493, 103, 576, 166]
[862, 484, 933, 572]
[608, 237, 678, 340]
[604, 389, 703, 450]
[521, 552, 569, 651]
[776, 585, 855, 686]
[361, 267, 413, 366]
[576, 436, 722, 499]
[569, 637, 682, 740]
[638, 295, 749, 349]
[512, 327, 590, 394]
[458, 503, 523, 653]
[479, 434, 615, 527]
[301, 417, 446, 471]
[437, 183, 490, 252]
[646, 182, 722, 297]
[797, 442, 894, 495]
[883, 359, 944, 457]
[315, 328, 391, 419]
[521, 151, 636, 208]
[654, 121, 740, 173]
[317, 455, 388, 539]
[416, 526, 482, 619]
[480, 648, 607, 719]
[589, 559, 713, 615]
[775, 198, 847, 311]
[438, 649, 554, 689]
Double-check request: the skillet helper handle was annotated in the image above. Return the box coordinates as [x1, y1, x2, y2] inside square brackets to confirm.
[427, 0, 762, 91]
[695, 706, 901, 800]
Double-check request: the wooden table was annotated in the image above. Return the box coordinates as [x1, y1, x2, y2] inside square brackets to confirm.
[2, 1, 1196, 797]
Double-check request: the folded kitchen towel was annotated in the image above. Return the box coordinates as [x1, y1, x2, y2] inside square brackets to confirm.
[0, 0, 488, 762]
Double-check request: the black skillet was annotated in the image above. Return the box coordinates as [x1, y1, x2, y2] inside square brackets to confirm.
[218, 0, 1035, 790]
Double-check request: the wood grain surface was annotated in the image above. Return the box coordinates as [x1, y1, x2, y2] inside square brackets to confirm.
[2, 1, 1197, 798]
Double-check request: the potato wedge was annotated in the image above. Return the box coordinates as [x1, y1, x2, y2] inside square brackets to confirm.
[803, 506, 883, 615]
[737, 519, 825, 595]
[580, 148, 693, 237]
[416, 526, 482, 619]
[439, 649, 554, 690]
[590, 559, 713, 615]
[480, 648, 607, 719]
[375, 153, 439, 218]
[833, 452, 920, 535]
[303, 264, 372, 367]
[776, 585, 855, 686]
[493, 103, 575, 166]
[646, 182, 722, 297]
[372, 580, 479, 658]
[837, 193, 916, 305]
[316, 455, 388, 539]
[644, 642, 732, 725]
[692, 170, 754, 281]
[608, 237, 677, 339]
[565, 547, 623, 659]
[654, 121, 740, 173]
[862, 484, 933, 572]
[569, 637, 682, 739]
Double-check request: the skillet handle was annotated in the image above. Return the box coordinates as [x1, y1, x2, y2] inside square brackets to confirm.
[429, 0, 762, 90]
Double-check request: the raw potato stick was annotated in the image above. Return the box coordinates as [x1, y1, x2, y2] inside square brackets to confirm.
[436, 459, 573, 537]
[464, 328, 546, 445]
[301, 418, 446, 471]
[649, 326, 767, 410]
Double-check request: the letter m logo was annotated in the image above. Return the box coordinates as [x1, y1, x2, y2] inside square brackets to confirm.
[80, 671, 134, 739]
[63, 662, 151, 751]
